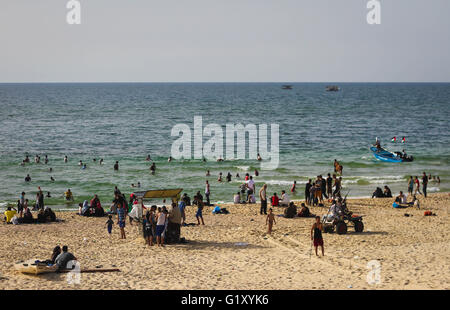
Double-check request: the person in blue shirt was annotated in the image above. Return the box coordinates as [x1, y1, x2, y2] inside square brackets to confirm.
[178, 199, 186, 226]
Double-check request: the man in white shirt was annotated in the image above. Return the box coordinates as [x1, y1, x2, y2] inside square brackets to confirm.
[395, 191, 407, 204]
[280, 190, 290, 207]
[246, 176, 255, 200]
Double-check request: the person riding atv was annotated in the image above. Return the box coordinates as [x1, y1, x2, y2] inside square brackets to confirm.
[322, 193, 363, 234]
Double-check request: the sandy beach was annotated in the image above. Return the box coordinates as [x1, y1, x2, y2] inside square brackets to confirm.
[0, 193, 449, 290]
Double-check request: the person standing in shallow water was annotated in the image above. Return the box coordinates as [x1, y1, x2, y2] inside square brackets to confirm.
[205, 180, 210, 206]
[114, 161, 119, 171]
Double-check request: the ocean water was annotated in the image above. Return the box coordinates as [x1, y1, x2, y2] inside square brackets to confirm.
[0, 83, 449, 209]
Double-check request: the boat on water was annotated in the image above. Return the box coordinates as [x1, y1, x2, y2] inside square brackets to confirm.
[326, 85, 339, 92]
[370, 146, 414, 163]
[281, 85, 293, 90]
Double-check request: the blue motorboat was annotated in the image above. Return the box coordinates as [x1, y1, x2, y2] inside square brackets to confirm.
[369, 146, 413, 163]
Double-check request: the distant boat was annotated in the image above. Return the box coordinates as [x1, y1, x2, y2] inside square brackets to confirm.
[326, 85, 339, 92]
[281, 85, 293, 90]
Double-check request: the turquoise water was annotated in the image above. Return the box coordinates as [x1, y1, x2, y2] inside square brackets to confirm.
[0, 83, 449, 209]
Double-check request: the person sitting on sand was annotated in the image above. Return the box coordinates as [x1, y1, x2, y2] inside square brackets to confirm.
[233, 192, 241, 204]
[266, 208, 276, 234]
[271, 193, 280, 207]
[55, 245, 77, 271]
[298, 203, 311, 217]
[80, 200, 90, 216]
[327, 200, 343, 221]
[22, 205, 33, 223]
[311, 216, 324, 256]
[247, 193, 256, 204]
[280, 190, 290, 207]
[383, 186, 392, 198]
[4, 207, 17, 223]
[284, 202, 297, 218]
[372, 187, 384, 198]
[395, 191, 407, 204]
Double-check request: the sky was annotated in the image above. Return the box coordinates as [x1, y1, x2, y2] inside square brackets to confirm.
[1, 0, 449, 82]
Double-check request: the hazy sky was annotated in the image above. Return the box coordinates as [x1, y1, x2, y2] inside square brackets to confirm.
[1, 0, 449, 82]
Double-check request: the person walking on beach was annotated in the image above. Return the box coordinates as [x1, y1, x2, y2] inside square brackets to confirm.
[259, 184, 268, 215]
[106, 215, 114, 235]
[422, 172, 428, 198]
[205, 180, 210, 206]
[414, 176, 422, 195]
[311, 216, 324, 256]
[407, 176, 414, 195]
[266, 208, 276, 234]
[196, 201, 205, 225]
[117, 205, 126, 239]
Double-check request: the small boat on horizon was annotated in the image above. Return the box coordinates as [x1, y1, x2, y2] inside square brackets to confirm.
[326, 85, 340, 92]
[281, 85, 293, 90]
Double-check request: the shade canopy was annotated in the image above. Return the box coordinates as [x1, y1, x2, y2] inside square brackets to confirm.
[132, 188, 183, 202]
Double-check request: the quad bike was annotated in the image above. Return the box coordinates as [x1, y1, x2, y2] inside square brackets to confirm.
[322, 193, 364, 235]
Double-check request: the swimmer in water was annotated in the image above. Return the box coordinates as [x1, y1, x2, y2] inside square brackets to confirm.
[168, 156, 173, 162]
[64, 155, 68, 163]
[206, 170, 210, 176]
[257, 153, 262, 161]
[99, 158, 103, 165]
[78, 160, 83, 166]
[50, 176, 55, 182]
[146, 154, 151, 161]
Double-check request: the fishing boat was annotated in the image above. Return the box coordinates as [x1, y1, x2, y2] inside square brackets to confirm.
[370, 146, 413, 163]
[281, 85, 293, 90]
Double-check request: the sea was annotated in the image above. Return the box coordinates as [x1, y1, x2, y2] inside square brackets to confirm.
[0, 83, 449, 210]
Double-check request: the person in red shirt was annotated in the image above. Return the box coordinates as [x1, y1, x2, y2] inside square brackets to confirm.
[291, 181, 297, 193]
[271, 193, 280, 207]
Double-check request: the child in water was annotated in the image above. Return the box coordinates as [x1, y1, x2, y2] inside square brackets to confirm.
[266, 208, 276, 234]
[105, 215, 114, 235]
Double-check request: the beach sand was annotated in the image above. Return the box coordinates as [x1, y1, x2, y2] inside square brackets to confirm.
[0, 193, 449, 290]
